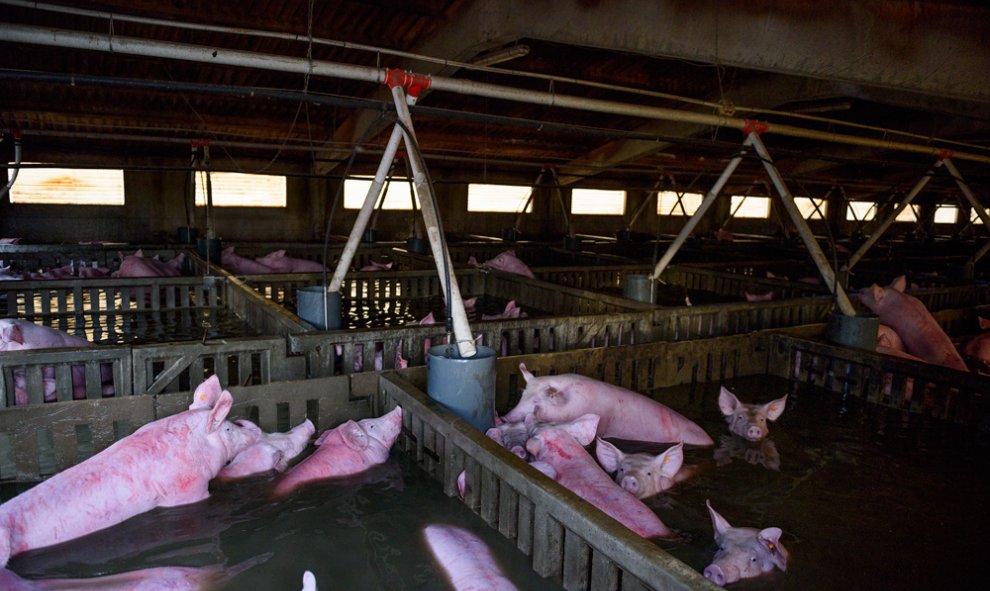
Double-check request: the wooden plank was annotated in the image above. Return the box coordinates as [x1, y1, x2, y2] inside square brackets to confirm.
[563, 529, 591, 591]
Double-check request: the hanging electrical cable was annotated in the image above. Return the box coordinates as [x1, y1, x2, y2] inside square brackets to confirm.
[0, 130, 22, 201]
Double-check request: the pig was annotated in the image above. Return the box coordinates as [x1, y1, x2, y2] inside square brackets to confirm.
[504, 363, 713, 446]
[215, 418, 316, 481]
[481, 300, 527, 321]
[525, 414, 672, 538]
[0, 375, 259, 566]
[962, 332, 990, 374]
[0, 319, 113, 404]
[273, 407, 403, 496]
[112, 249, 182, 278]
[424, 525, 518, 591]
[703, 500, 789, 586]
[485, 414, 537, 459]
[718, 387, 787, 442]
[301, 570, 318, 591]
[594, 439, 685, 499]
[78, 265, 111, 278]
[221, 246, 275, 275]
[254, 250, 326, 273]
[858, 275, 968, 371]
[744, 291, 774, 302]
[0, 564, 237, 590]
[0, 238, 21, 244]
[0, 264, 23, 281]
[468, 250, 535, 279]
[876, 324, 905, 352]
[359, 260, 393, 272]
[26, 263, 75, 280]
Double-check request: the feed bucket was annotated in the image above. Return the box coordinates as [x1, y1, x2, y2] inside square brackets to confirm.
[427, 344, 497, 431]
[296, 287, 342, 330]
[623, 274, 657, 304]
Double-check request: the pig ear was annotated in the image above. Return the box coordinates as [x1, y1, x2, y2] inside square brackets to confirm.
[657, 442, 684, 478]
[889, 275, 907, 293]
[718, 386, 740, 416]
[758, 527, 788, 571]
[206, 390, 234, 433]
[189, 375, 222, 410]
[529, 460, 557, 480]
[340, 421, 369, 451]
[519, 362, 535, 383]
[979, 316, 990, 331]
[134, 249, 144, 257]
[868, 284, 885, 304]
[764, 395, 788, 421]
[1, 323, 24, 345]
[706, 500, 732, 536]
[594, 438, 624, 473]
[274, 249, 286, 257]
[562, 414, 599, 446]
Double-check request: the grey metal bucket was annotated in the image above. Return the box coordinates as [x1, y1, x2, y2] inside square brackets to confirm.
[296, 287, 342, 330]
[825, 312, 879, 350]
[623, 274, 657, 304]
[406, 236, 428, 255]
[196, 237, 221, 263]
[427, 344, 497, 431]
[177, 226, 198, 244]
[563, 235, 582, 251]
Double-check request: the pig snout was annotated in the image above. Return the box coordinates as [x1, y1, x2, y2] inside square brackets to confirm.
[704, 563, 738, 586]
[619, 475, 641, 496]
[746, 425, 765, 441]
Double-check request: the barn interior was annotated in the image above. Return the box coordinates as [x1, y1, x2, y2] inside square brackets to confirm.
[2, 2, 990, 590]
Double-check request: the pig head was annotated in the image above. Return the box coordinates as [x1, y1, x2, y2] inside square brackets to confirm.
[215, 418, 316, 481]
[703, 500, 789, 586]
[0, 375, 259, 566]
[504, 363, 713, 446]
[526, 414, 672, 538]
[594, 439, 684, 499]
[859, 276, 968, 371]
[273, 407, 402, 496]
[718, 387, 787, 442]
[470, 250, 535, 279]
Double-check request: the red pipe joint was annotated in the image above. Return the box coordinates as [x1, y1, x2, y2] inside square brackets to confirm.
[743, 120, 770, 136]
[384, 68, 432, 104]
[936, 148, 955, 161]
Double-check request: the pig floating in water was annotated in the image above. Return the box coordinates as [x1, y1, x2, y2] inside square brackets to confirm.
[594, 439, 686, 499]
[255, 250, 325, 273]
[718, 386, 787, 442]
[215, 418, 315, 481]
[703, 500, 789, 586]
[220, 246, 275, 275]
[425, 525, 518, 591]
[526, 414, 672, 538]
[301, 570, 318, 591]
[468, 250, 535, 279]
[504, 363, 713, 446]
[0, 319, 112, 404]
[274, 407, 403, 496]
[0, 564, 241, 590]
[0, 375, 258, 566]
[859, 275, 968, 371]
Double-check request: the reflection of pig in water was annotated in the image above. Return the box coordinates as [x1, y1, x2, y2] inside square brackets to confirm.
[718, 386, 787, 442]
[713, 434, 781, 471]
[0, 561, 262, 591]
[424, 525, 518, 591]
[594, 439, 688, 499]
[703, 500, 789, 586]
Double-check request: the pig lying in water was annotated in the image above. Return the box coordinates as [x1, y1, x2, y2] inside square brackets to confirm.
[594, 439, 686, 499]
[504, 363, 713, 446]
[858, 275, 967, 371]
[215, 418, 315, 481]
[718, 386, 787, 442]
[273, 407, 403, 495]
[0, 376, 259, 566]
[703, 500, 789, 586]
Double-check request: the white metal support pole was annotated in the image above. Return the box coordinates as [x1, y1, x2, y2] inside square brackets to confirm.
[648, 136, 752, 281]
[749, 132, 857, 316]
[390, 84, 477, 357]
[845, 160, 942, 271]
[327, 125, 404, 293]
[943, 158, 990, 265]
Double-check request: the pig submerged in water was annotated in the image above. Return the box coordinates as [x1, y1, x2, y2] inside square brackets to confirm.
[703, 500, 789, 586]
[858, 275, 968, 371]
[0, 376, 259, 566]
[215, 418, 315, 481]
[274, 407, 403, 495]
[504, 363, 713, 446]
[718, 387, 787, 442]
[594, 439, 686, 499]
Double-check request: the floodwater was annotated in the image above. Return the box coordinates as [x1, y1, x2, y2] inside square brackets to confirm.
[36, 308, 260, 344]
[343, 294, 548, 329]
[1, 453, 563, 591]
[641, 375, 990, 590]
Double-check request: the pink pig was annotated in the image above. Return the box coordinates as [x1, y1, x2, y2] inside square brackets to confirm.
[221, 246, 275, 275]
[744, 291, 774, 302]
[215, 418, 316, 481]
[859, 275, 968, 371]
[273, 407, 403, 496]
[525, 414, 673, 538]
[0, 375, 259, 566]
[112, 250, 182, 278]
[504, 363, 713, 446]
[424, 525, 518, 591]
[468, 250, 535, 279]
[0, 563, 245, 590]
[481, 300, 527, 321]
[718, 387, 787, 442]
[359, 260, 393, 272]
[255, 250, 326, 273]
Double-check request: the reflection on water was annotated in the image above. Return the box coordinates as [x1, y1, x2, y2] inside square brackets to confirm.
[32, 308, 260, 345]
[3, 454, 562, 591]
[647, 375, 990, 590]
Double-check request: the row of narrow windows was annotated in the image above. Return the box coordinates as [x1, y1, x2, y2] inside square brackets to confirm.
[4, 167, 978, 224]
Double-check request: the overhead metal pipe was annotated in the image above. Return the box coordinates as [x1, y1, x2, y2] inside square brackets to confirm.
[6, 23, 990, 166]
[944, 158, 990, 265]
[844, 160, 942, 271]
